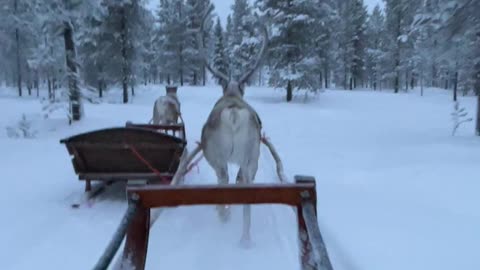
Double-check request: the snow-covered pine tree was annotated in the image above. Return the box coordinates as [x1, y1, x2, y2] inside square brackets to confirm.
[224, 15, 233, 75]
[213, 18, 229, 85]
[0, 0, 39, 96]
[155, 0, 189, 86]
[184, 0, 213, 86]
[436, 0, 480, 135]
[229, 0, 257, 83]
[256, 0, 319, 101]
[384, 0, 420, 93]
[78, 2, 109, 97]
[97, 0, 145, 103]
[332, 1, 354, 90]
[33, 0, 93, 121]
[365, 4, 386, 90]
[310, 0, 336, 89]
[138, 9, 156, 86]
[350, 0, 368, 89]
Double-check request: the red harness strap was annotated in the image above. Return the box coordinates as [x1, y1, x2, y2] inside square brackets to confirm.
[128, 145, 171, 184]
[261, 132, 269, 143]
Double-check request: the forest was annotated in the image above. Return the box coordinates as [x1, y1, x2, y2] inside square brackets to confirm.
[0, 0, 479, 132]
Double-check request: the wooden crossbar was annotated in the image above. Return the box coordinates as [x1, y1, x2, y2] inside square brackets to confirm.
[93, 176, 333, 270]
[127, 182, 315, 208]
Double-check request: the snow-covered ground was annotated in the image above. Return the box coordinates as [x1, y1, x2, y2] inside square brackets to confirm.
[1, 85, 479, 270]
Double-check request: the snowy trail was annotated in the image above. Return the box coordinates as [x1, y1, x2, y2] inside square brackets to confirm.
[1, 86, 480, 270]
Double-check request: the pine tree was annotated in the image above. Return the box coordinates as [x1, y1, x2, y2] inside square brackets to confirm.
[229, 0, 256, 82]
[365, 5, 386, 90]
[225, 15, 233, 76]
[185, 0, 212, 86]
[213, 18, 229, 85]
[33, 0, 97, 121]
[350, 0, 368, 89]
[155, 0, 188, 86]
[96, 0, 145, 102]
[384, 0, 420, 93]
[310, 0, 336, 89]
[256, 0, 319, 101]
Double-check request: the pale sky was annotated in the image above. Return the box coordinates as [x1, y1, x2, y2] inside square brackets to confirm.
[147, 0, 385, 26]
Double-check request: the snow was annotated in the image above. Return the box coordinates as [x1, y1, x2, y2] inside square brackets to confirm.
[1, 85, 479, 270]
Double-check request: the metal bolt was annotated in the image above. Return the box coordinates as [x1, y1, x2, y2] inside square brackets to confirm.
[301, 190, 311, 199]
[131, 193, 140, 201]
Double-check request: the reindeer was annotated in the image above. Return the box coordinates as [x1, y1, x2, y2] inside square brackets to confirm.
[190, 5, 268, 245]
[150, 86, 181, 125]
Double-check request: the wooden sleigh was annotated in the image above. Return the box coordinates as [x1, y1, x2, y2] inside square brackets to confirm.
[60, 121, 187, 199]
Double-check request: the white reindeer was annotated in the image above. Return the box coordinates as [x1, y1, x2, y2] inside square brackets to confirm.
[150, 87, 181, 125]
[190, 5, 268, 246]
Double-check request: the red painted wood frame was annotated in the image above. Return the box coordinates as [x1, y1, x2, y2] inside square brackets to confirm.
[120, 176, 320, 270]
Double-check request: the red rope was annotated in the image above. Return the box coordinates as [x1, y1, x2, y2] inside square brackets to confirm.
[128, 145, 171, 184]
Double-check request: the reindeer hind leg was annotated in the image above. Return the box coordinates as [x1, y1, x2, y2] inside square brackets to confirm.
[214, 165, 231, 222]
[238, 162, 258, 247]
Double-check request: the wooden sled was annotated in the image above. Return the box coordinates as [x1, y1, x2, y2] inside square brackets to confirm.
[92, 176, 334, 270]
[60, 122, 187, 197]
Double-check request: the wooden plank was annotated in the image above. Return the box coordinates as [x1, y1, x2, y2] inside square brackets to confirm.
[126, 123, 185, 131]
[78, 173, 173, 181]
[122, 202, 150, 270]
[127, 182, 316, 208]
[69, 142, 184, 150]
[294, 175, 323, 270]
[70, 146, 87, 172]
[60, 127, 186, 145]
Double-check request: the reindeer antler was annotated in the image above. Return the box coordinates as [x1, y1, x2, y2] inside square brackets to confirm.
[239, 14, 269, 85]
[196, 4, 230, 83]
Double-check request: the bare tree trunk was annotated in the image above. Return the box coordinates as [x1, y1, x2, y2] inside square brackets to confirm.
[179, 52, 184, 86]
[203, 65, 206, 86]
[35, 70, 39, 97]
[410, 73, 414, 90]
[420, 68, 424, 97]
[319, 71, 323, 89]
[48, 77, 52, 99]
[14, 0, 22, 97]
[444, 71, 449, 89]
[475, 60, 480, 136]
[453, 71, 458, 102]
[63, 21, 82, 121]
[26, 66, 32, 96]
[324, 64, 329, 89]
[98, 80, 103, 98]
[193, 71, 197, 86]
[394, 10, 401, 94]
[286, 80, 293, 102]
[405, 72, 408, 92]
[120, 8, 129, 104]
[476, 94, 480, 136]
[258, 69, 262, 86]
[144, 68, 147, 86]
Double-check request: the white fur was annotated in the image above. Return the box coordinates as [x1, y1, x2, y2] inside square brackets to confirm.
[218, 107, 252, 164]
[152, 95, 180, 125]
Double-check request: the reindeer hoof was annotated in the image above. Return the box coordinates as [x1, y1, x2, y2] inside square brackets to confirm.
[216, 205, 231, 223]
[238, 236, 254, 249]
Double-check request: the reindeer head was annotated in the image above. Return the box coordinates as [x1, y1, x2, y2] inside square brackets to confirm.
[195, 5, 268, 99]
